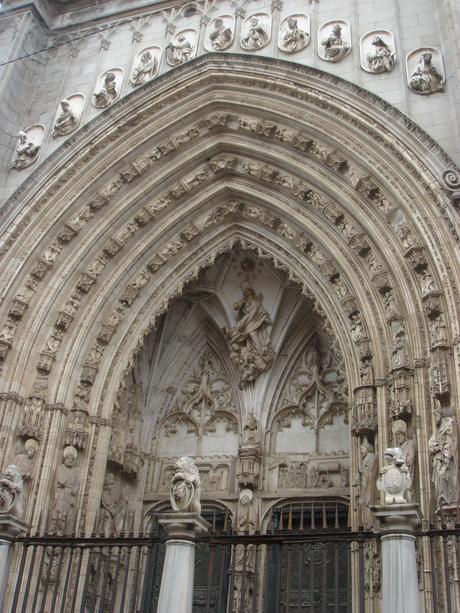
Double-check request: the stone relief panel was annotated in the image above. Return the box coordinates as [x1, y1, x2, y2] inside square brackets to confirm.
[406, 47, 445, 95]
[130, 47, 161, 86]
[165, 29, 198, 66]
[92, 68, 124, 108]
[318, 20, 351, 63]
[240, 14, 271, 52]
[12, 124, 45, 170]
[360, 30, 396, 74]
[52, 94, 85, 137]
[157, 457, 232, 495]
[278, 15, 310, 54]
[204, 15, 234, 51]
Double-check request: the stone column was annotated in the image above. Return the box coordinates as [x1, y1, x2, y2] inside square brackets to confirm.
[0, 514, 27, 610]
[156, 513, 209, 613]
[373, 504, 421, 613]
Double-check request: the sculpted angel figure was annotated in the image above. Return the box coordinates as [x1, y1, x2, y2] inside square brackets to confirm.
[321, 23, 350, 62]
[409, 52, 444, 94]
[131, 50, 158, 86]
[241, 17, 269, 51]
[209, 18, 233, 50]
[52, 99, 77, 137]
[166, 35, 193, 66]
[12, 130, 40, 170]
[93, 72, 118, 108]
[170, 456, 201, 514]
[0, 465, 24, 517]
[428, 410, 458, 506]
[281, 17, 310, 54]
[366, 36, 396, 73]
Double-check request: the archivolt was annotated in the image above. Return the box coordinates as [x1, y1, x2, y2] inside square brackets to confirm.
[0, 54, 458, 426]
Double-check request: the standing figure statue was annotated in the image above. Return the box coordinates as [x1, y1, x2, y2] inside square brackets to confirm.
[280, 17, 309, 54]
[170, 456, 201, 514]
[321, 24, 350, 62]
[209, 18, 233, 50]
[366, 36, 396, 73]
[356, 442, 378, 529]
[14, 438, 38, 505]
[12, 130, 40, 170]
[428, 410, 458, 506]
[166, 35, 193, 66]
[93, 72, 118, 108]
[409, 52, 444, 94]
[241, 17, 269, 51]
[392, 420, 416, 485]
[224, 284, 275, 385]
[0, 465, 24, 518]
[98, 472, 120, 535]
[130, 50, 158, 86]
[52, 99, 77, 137]
[50, 446, 81, 533]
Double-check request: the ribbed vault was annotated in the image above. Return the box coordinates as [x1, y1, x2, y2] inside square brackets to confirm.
[0, 54, 459, 530]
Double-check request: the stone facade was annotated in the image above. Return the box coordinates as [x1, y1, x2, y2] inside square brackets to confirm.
[0, 0, 460, 611]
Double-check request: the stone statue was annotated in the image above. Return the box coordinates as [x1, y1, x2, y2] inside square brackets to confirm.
[130, 50, 158, 86]
[14, 438, 38, 504]
[280, 17, 309, 54]
[166, 35, 193, 66]
[0, 465, 23, 517]
[93, 72, 118, 108]
[391, 420, 416, 485]
[50, 446, 80, 533]
[12, 130, 40, 170]
[98, 472, 119, 535]
[392, 332, 408, 368]
[170, 456, 201, 514]
[356, 442, 378, 529]
[428, 410, 458, 506]
[209, 18, 233, 50]
[409, 52, 444, 94]
[224, 284, 275, 385]
[321, 24, 350, 62]
[52, 99, 77, 137]
[377, 447, 412, 504]
[242, 414, 260, 446]
[241, 17, 269, 51]
[366, 36, 396, 73]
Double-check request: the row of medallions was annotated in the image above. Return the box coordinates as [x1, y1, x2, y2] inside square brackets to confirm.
[10, 17, 446, 171]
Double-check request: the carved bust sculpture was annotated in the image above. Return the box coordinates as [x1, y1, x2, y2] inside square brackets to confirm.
[50, 446, 80, 533]
[166, 35, 193, 66]
[52, 99, 77, 137]
[93, 72, 118, 108]
[12, 130, 40, 170]
[0, 464, 24, 517]
[241, 17, 269, 51]
[131, 50, 158, 86]
[321, 24, 350, 62]
[170, 456, 201, 514]
[409, 52, 444, 94]
[377, 447, 412, 504]
[366, 36, 396, 73]
[280, 17, 309, 54]
[428, 410, 458, 506]
[209, 18, 233, 50]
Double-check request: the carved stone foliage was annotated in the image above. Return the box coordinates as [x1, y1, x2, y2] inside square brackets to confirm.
[278, 15, 310, 54]
[205, 15, 234, 51]
[12, 125, 44, 170]
[224, 284, 275, 387]
[406, 48, 445, 95]
[130, 47, 161, 86]
[360, 30, 396, 74]
[52, 94, 85, 137]
[92, 69, 123, 108]
[165, 30, 197, 66]
[240, 14, 271, 51]
[318, 20, 351, 63]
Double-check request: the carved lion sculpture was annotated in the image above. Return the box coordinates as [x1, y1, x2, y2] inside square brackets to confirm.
[170, 456, 201, 515]
[0, 464, 24, 518]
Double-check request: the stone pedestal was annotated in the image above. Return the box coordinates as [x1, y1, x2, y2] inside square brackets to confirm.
[372, 504, 421, 613]
[0, 514, 27, 610]
[156, 513, 210, 613]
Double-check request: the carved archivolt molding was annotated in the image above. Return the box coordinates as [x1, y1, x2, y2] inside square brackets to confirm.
[0, 56, 457, 427]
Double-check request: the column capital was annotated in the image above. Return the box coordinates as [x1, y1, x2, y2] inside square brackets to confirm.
[157, 512, 210, 540]
[372, 503, 421, 532]
[0, 514, 27, 541]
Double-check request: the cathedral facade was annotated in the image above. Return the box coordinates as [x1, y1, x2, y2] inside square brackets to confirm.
[0, 0, 459, 611]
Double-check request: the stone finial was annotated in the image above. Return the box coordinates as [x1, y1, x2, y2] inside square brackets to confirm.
[170, 456, 201, 515]
[377, 447, 412, 505]
[0, 464, 24, 518]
